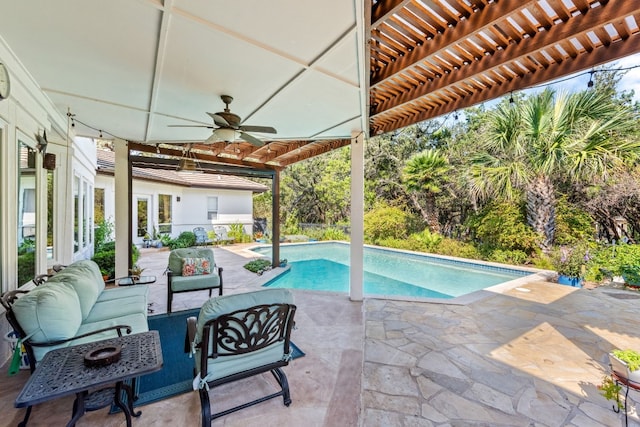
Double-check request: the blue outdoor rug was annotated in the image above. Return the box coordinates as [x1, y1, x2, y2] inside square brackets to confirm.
[112, 308, 304, 411]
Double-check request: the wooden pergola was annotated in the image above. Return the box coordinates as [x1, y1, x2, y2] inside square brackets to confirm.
[128, 0, 639, 172]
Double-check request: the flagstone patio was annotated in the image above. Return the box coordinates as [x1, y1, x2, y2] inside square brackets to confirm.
[2, 245, 640, 426]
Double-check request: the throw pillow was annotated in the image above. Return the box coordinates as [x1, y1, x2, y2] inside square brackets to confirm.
[182, 257, 211, 276]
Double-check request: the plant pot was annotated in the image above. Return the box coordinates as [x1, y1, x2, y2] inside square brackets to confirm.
[557, 274, 583, 287]
[609, 353, 640, 383]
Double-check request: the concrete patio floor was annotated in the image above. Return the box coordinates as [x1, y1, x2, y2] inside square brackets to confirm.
[2, 244, 640, 426]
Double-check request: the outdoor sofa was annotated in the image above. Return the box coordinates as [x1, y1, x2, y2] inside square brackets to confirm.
[2, 259, 149, 370]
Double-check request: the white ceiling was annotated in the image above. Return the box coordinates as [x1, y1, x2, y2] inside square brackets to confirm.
[0, 0, 366, 144]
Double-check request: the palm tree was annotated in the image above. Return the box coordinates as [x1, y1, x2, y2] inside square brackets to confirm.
[468, 88, 639, 250]
[402, 149, 450, 233]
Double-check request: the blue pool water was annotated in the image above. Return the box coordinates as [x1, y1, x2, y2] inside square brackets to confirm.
[253, 242, 532, 298]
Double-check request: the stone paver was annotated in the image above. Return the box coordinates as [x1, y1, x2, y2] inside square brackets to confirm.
[364, 282, 640, 426]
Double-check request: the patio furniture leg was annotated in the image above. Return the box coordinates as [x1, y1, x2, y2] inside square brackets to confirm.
[17, 405, 31, 427]
[67, 391, 87, 427]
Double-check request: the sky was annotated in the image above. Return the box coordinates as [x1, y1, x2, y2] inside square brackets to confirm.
[437, 52, 640, 127]
[526, 52, 640, 102]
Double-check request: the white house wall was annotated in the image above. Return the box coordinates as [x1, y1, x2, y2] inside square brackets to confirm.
[96, 175, 257, 245]
[180, 188, 254, 235]
[0, 36, 100, 366]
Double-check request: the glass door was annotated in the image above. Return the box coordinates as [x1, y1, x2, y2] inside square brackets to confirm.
[136, 197, 150, 241]
[18, 141, 37, 285]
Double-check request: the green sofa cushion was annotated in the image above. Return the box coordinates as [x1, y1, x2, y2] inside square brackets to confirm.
[168, 248, 216, 276]
[11, 281, 83, 354]
[47, 260, 103, 319]
[86, 295, 148, 323]
[75, 312, 149, 344]
[96, 284, 149, 302]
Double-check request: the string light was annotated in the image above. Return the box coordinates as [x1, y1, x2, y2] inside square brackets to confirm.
[65, 112, 126, 140]
[509, 91, 514, 104]
[587, 70, 594, 88]
[527, 64, 640, 91]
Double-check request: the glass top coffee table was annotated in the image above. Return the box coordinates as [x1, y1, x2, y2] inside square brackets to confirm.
[117, 275, 156, 286]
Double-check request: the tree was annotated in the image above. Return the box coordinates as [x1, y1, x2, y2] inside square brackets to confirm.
[402, 149, 450, 233]
[468, 88, 639, 250]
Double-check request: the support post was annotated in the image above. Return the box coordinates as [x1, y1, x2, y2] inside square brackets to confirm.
[272, 170, 280, 268]
[114, 139, 130, 278]
[350, 131, 364, 301]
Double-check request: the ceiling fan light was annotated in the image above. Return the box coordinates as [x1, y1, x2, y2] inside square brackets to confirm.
[215, 128, 238, 142]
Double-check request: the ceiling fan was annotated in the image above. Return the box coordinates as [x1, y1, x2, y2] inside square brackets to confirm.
[169, 95, 276, 147]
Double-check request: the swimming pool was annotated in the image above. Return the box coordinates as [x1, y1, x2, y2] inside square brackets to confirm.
[252, 242, 535, 299]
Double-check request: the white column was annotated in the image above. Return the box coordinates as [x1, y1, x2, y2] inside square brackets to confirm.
[114, 139, 129, 278]
[350, 131, 364, 301]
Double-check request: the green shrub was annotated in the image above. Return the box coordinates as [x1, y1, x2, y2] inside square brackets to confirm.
[17, 251, 36, 285]
[487, 249, 529, 265]
[159, 233, 172, 246]
[531, 253, 554, 270]
[96, 241, 139, 265]
[364, 204, 414, 245]
[376, 237, 426, 252]
[554, 199, 596, 245]
[94, 218, 114, 250]
[282, 216, 302, 235]
[410, 229, 443, 251]
[18, 238, 35, 256]
[168, 231, 196, 249]
[244, 258, 272, 273]
[227, 222, 246, 243]
[585, 243, 640, 281]
[431, 238, 480, 259]
[466, 202, 540, 254]
[92, 249, 116, 279]
[322, 227, 348, 241]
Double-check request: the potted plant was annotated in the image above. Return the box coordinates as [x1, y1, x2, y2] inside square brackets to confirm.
[600, 349, 640, 407]
[552, 244, 591, 287]
[620, 265, 640, 289]
[129, 264, 145, 278]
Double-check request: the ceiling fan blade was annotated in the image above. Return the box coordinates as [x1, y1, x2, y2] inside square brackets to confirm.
[239, 125, 277, 134]
[206, 112, 230, 127]
[239, 132, 265, 147]
[168, 124, 213, 128]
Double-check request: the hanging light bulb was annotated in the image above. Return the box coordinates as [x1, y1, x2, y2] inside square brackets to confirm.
[587, 70, 594, 88]
[509, 92, 514, 104]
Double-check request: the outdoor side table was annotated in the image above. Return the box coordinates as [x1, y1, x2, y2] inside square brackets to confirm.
[15, 330, 163, 427]
[117, 275, 157, 286]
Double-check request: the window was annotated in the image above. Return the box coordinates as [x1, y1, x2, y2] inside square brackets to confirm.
[94, 188, 105, 224]
[73, 176, 80, 252]
[158, 194, 172, 233]
[82, 181, 89, 247]
[137, 198, 148, 237]
[47, 170, 54, 259]
[207, 196, 218, 220]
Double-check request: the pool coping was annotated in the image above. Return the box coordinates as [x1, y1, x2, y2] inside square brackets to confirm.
[242, 241, 556, 305]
